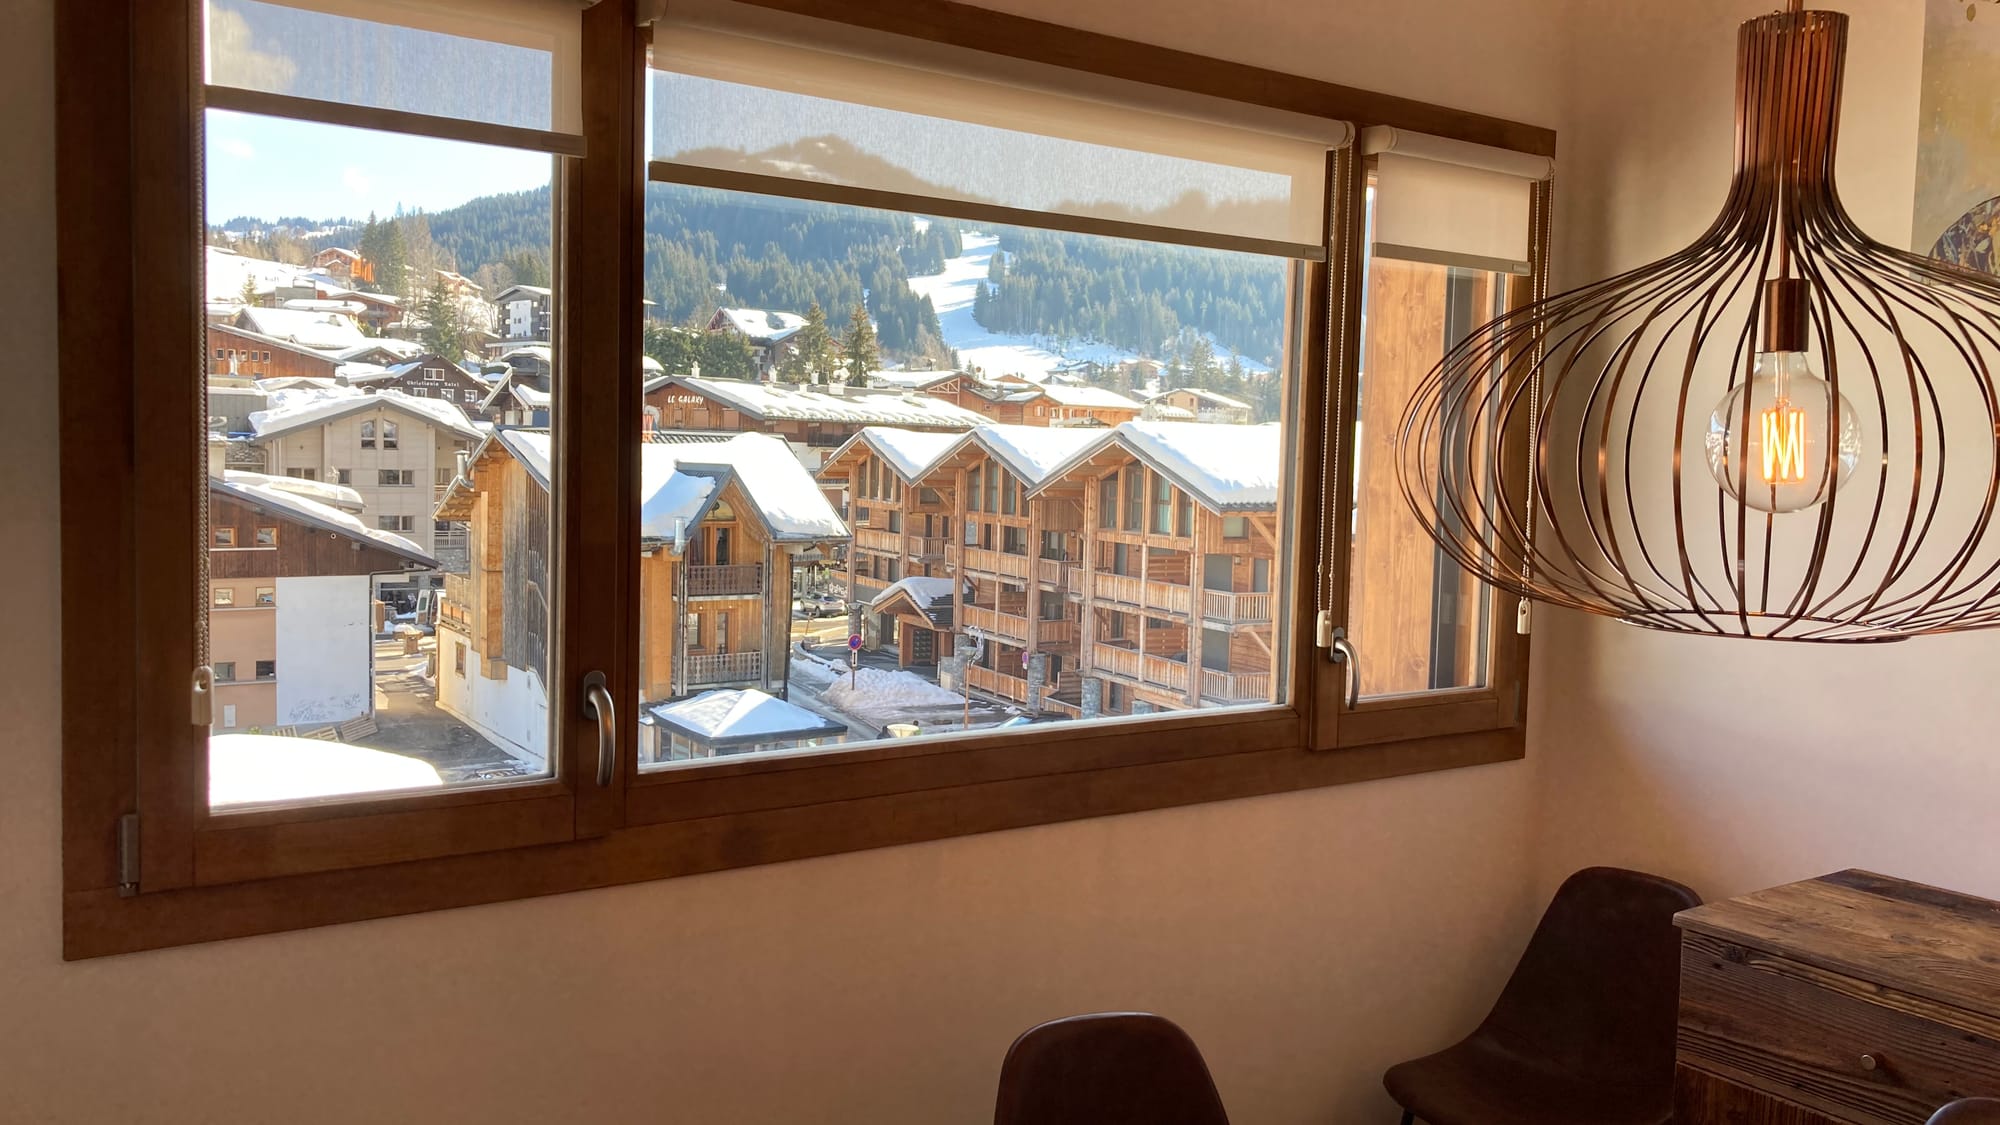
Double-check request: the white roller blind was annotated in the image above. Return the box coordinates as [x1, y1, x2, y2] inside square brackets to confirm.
[1364, 127, 1553, 275]
[205, 0, 583, 142]
[646, 0, 1351, 255]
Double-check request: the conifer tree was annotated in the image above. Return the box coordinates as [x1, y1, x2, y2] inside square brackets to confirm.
[841, 303, 879, 383]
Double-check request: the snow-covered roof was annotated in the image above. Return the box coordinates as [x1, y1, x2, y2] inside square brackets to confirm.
[513, 385, 550, 408]
[643, 688, 846, 748]
[206, 245, 312, 305]
[491, 430, 848, 544]
[1106, 421, 1281, 511]
[946, 424, 1111, 486]
[249, 387, 487, 442]
[648, 375, 990, 428]
[212, 474, 435, 566]
[495, 284, 552, 301]
[715, 307, 807, 342]
[1143, 402, 1198, 420]
[236, 306, 372, 353]
[822, 426, 965, 485]
[222, 469, 364, 514]
[870, 576, 956, 611]
[499, 344, 553, 365]
[328, 337, 425, 363]
[1151, 387, 1253, 410]
[210, 733, 443, 809]
[257, 376, 341, 393]
[1037, 384, 1145, 411]
[865, 369, 958, 390]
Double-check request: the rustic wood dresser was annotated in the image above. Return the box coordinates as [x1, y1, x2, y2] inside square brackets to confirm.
[1673, 870, 2000, 1124]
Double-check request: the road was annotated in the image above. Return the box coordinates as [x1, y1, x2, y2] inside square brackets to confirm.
[370, 636, 532, 784]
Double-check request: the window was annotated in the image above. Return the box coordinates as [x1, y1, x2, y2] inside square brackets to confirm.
[62, 0, 1540, 957]
[359, 421, 375, 449]
[335, 468, 353, 485]
[213, 661, 236, 683]
[254, 587, 275, 607]
[212, 588, 234, 608]
[378, 469, 415, 487]
[286, 468, 317, 481]
[213, 528, 235, 547]
[424, 367, 445, 382]
[254, 527, 277, 547]
[436, 467, 454, 487]
[1223, 516, 1249, 539]
[1150, 471, 1173, 535]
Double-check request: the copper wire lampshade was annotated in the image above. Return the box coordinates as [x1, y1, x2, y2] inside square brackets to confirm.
[1398, 3, 2000, 642]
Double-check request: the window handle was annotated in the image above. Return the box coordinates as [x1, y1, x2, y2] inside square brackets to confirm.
[1329, 628, 1360, 710]
[581, 671, 615, 787]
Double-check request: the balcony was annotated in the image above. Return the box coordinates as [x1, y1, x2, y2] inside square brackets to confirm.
[961, 546, 1031, 580]
[1034, 618, 1078, 646]
[1092, 642, 1142, 681]
[966, 663, 1030, 704]
[1201, 589, 1274, 624]
[1201, 668, 1274, 703]
[1142, 653, 1190, 693]
[908, 535, 948, 561]
[1091, 572, 1193, 616]
[685, 650, 765, 687]
[685, 563, 763, 598]
[963, 605, 1029, 645]
[1035, 557, 1068, 587]
[855, 526, 902, 553]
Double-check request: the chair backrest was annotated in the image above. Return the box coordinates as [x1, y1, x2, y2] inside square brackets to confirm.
[1931, 1099, 2000, 1125]
[994, 1012, 1230, 1125]
[1474, 866, 1701, 1085]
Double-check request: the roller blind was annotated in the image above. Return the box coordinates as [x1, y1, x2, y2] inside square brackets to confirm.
[1363, 127, 1553, 275]
[204, 0, 584, 149]
[644, 0, 1352, 257]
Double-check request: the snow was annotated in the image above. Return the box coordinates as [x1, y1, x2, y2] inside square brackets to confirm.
[869, 575, 957, 611]
[1115, 421, 1282, 509]
[664, 375, 989, 428]
[971, 424, 1111, 484]
[205, 246, 313, 305]
[250, 387, 487, 442]
[216, 475, 434, 563]
[865, 369, 956, 390]
[907, 232, 1271, 381]
[236, 306, 373, 352]
[1037, 384, 1146, 410]
[645, 688, 843, 743]
[814, 657, 967, 727]
[855, 427, 963, 481]
[512, 385, 550, 408]
[715, 307, 807, 342]
[223, 469, 364, 513]
[638, 452, 721, 541]
[210, 733, 443, 808]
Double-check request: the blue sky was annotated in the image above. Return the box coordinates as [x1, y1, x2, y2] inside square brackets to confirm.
[205, 110, 553, 224]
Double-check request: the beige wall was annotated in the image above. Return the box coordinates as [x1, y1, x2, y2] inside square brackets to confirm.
[1, 2, 1575, 1122]
[264, 410, 461, 552]
[1526, 0, 2000, 909]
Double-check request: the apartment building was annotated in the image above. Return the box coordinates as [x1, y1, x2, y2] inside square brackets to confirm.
[815, 427, 967, 657]
[1143, 387, 1254, 424]
[249, 388, 487, 582]
[208, 468, 435, 733]
[642, 373, 990, 477]
[432, 429, 849, 762]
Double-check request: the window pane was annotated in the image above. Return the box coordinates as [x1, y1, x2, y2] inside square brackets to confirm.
[202, 108, 558, 808]
[1347, 181, 1509, 699]
[632, 178, 1300, 768]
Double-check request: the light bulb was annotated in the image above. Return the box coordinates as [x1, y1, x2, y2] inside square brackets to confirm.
[1704, 350, 1860, 513]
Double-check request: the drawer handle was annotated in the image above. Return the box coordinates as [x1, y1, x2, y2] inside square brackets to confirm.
[1859, 1053, 1880, 1072]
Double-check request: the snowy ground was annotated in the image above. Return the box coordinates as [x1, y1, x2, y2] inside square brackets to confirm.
[906, 231, 1271, 380]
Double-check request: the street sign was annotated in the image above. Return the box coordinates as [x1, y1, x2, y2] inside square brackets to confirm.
[847, 633, 863, 651]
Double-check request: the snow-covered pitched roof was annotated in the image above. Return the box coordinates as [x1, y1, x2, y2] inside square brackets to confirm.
[222, 469, 364, 514]
[1037, 384, 1145, 411]
[1142, 402, 1198, 420]
[236, 306, 372, 353]
[643, 688, 845, 748]
[822, 427, 964, 484]
[327, 337, 424, 363]
[948, 424, 1111, 486]
[715, 307, 806, 342]
[212, 474, 434, 566]
[649, 375, 990, 428]
[865, 369, 958, 390]
[513, 385, 550, 408]
[490, 430, 848, 544]
[870, 576, 956, 612]
[249, 387, 487, 442]
[206, 245, 312, 305]
[1112, 421, 1281, 511]
[1151, 387, 1253, 410]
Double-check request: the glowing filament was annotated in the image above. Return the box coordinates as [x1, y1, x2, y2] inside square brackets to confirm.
[1761, 404, 1808, 483]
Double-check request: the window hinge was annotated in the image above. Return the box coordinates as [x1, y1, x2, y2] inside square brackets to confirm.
[191, 664, 214, 726]
[117, 813, 140, 897]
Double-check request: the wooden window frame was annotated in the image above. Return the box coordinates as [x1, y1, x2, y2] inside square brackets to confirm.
[58, 0, 1546, 959]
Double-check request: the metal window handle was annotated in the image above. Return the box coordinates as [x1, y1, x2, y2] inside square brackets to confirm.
[1329, 628, 1360, 710]
[581, 671, 615, 787]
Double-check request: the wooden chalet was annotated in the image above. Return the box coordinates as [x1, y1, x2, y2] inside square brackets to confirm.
[208, 322, 339, 381]
[339, 352, 491, 409]
[815, 427, 967, 666]
[641, 373, 990, 473]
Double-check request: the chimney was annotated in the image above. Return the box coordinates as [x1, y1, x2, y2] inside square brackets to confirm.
[206, 434, 228, 480]
[455, 448, 472, 482]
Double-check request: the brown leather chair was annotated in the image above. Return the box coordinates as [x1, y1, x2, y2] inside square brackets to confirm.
[995, 1012, 1230, 1125]
[1931, 1100, 2000, 1125]
[1383, 866, 1701, 1125]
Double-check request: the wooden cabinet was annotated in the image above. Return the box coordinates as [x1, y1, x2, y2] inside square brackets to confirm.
[1674, 870, 2000, 1124]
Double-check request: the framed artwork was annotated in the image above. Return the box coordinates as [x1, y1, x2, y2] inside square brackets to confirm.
[1915, 0, 2000, 275]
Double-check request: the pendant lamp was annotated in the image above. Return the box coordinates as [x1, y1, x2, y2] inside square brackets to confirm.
[1398, 2, 2000, 642]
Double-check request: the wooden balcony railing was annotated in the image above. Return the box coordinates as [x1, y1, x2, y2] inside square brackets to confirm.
[966, 663, 1030, 703]
[1034, 618, 1077, 645]
[1201, 668, 1274, 703]
[908, 535, 948, 560]
[963, 605, 1029, 644]
[962, 546, 1031, 579]
[1035, 557, 1067, 587]
[1142, 653, 1190, 692]
[685, 650, 765, 686]
[1200, 589, 1274, 624]
[1091, 572, 1193, 616]
[1092, 642, 1142, 680]
[855, 527, 902, 553]
[685, 563, 763, 597]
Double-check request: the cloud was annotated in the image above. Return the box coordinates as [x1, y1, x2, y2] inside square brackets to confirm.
[341, 167, 372, 197]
